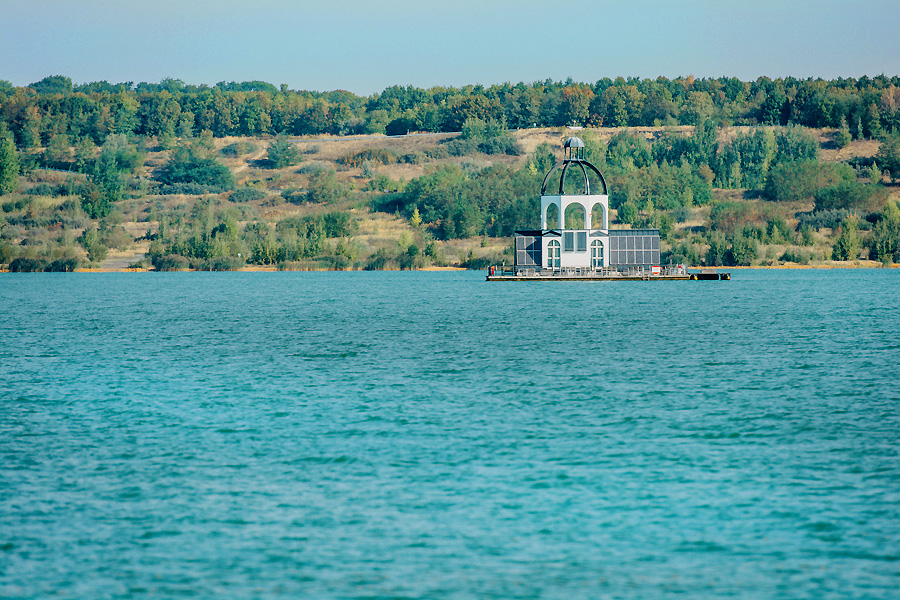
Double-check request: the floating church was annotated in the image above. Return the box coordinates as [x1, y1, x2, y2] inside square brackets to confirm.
[487, 137, 728, 281]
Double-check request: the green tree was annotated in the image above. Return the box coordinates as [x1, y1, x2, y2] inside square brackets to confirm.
[863, 103, 883, 139]
[558, 85, 594, 126]
[617, 201, 639, 224]
[43, 134, 71, 166]
[728, 235, 758, 266]
[867, 161, 882, 184]
[764, 160, 853, 203]
[156, 144, 234, 191]
[875, 135, 900, 179]
[832, 218, 862, 261]
[705, 233, 729, 266]
[0, 135, 20, 195]
[266, 135, 301, 168]
[77, 228, 109, 263]
[868, 201, 900, 262]
[814, 180, 888, 213]
[305, 170, 348, 204]
[834, 117, 852, 148]
[29, 75, 73, 95]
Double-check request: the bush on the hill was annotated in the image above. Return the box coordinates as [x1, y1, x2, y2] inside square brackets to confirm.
[153, 254, 191, 271]
[337, 148, 396, 168]
[44, 258, 79, 272]
[221, 141, 257, 157]
[9, 257, 47, 272]
[305, 170, 349, 204]
[764, 160, 853, 203]
[198, 256, 244, 271]
[814, 181, 889, 213]
[385, 118, 418, 136]
[156, 145, 234, 192]
[229, 188, 267, 203]
[423, 146, 449, 160]
[797, 209, 857, 231]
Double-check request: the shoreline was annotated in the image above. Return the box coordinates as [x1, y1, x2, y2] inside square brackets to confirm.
[3, 263, 897, 274]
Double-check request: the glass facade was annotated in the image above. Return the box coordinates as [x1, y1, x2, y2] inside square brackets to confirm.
[607, 230, 661, 267]
[515, 236, 542, 266]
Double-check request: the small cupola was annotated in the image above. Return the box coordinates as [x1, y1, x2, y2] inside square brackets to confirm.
[540, 137, 607, 196]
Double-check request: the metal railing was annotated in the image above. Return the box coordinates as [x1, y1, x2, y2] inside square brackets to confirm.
[489, 265, 687, 278]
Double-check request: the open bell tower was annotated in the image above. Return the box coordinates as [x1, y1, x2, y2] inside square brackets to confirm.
[513, 136, 660, 272]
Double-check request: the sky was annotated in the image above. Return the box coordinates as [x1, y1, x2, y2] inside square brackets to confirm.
[2, 0, 899, 95]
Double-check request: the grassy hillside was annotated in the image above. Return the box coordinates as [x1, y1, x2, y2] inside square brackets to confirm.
[1, 126, 897, 272]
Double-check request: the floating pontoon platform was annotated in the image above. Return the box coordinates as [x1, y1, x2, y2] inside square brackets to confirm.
[486, 266, 730, 282]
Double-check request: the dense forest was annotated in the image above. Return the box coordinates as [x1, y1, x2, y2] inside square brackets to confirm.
[1, 74, 899, 272]
[2, 74, 900, 141]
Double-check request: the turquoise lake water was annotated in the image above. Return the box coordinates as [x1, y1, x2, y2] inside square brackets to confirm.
[2, 270, 899, 599]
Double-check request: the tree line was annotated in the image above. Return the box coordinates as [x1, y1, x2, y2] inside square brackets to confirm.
[2, 74, 900, 148]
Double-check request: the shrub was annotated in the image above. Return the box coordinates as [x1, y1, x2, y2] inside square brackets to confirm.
[708, 201, 769, 235]
[337, 148, 396, 168]
[399, 152, 423, 165]
[814, 181, 889, 213]
[280, 188, 305, 204]
[24, 183, 57, 196]
[764, 160, 853, 203]
[385, 118, 418, 136]
[156, 145, 234, 192]
[797, 209, 857, 231]
[8, 257, 47, 272]
[423, 146, 449, 160]
[199, 256, 244, 271]
[221, 141, 257, 157]
[2, 197, 32, 213]
[364, 249, 394, 270]
[663, 240, 701, 266]
[305, 170, 348, 204]
[229, 188, 267, 203]
[779, 248, 811, 264]
[444, 138, 479, 157]
[155, 182, 212, 196]
[45, 257, 79, 272]
[478, 136, 524, 156]
[460, 253, 494, 270]
[297, 161, 328, 175]
[152, 254, 191, 271]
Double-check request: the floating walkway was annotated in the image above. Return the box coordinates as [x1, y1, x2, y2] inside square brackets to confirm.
[486, 266, 730, 282]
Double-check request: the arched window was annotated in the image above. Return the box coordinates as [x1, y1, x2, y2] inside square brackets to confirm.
[591, 240, 604, 269]
[591, 203, 606, 230]
[547, 240, 560, 269]
[564, 203, 586, 229]
[545, 203, 559, 229]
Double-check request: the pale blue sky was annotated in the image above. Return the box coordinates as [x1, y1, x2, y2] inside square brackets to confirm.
[3, 0, 898, 94]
